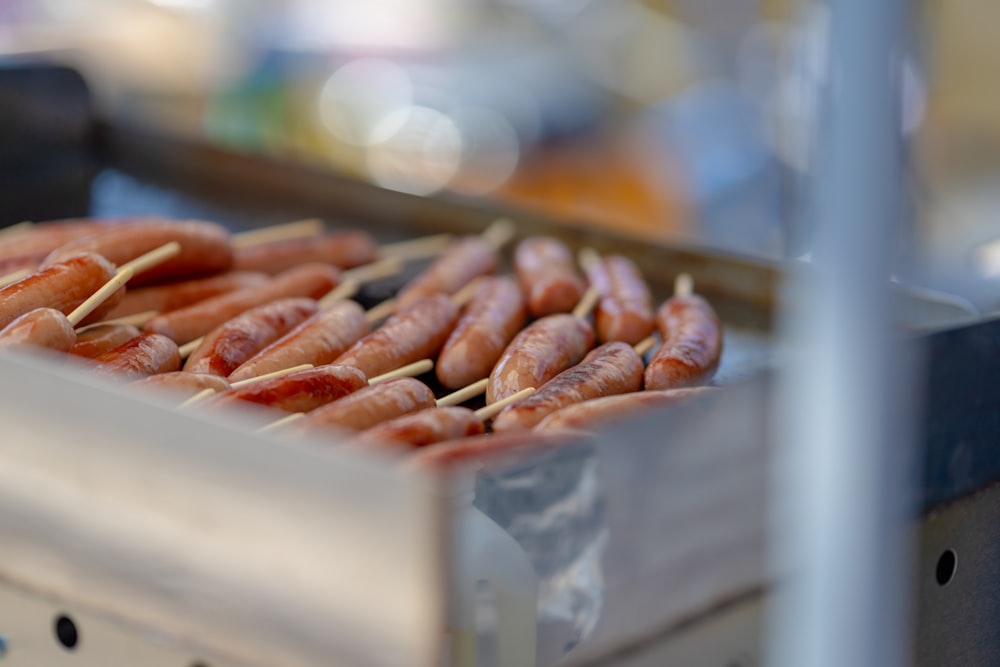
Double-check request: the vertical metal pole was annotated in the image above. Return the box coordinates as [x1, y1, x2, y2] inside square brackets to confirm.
[768, 1, 913, 667]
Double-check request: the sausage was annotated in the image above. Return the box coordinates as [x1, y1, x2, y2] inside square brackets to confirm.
[105, 271, 270, 319]
[42, 219, 234, 285]
[535, 387, 717, 432]
[409, 430, 585, 469]
[332, 294, 459, 379]
[0, 218, 119, 271]
[0, 252, 119, 329]
[354, 406, 484, 448]
[228, 300, 370, 382]
[143, 263, 341, 344]
[644, 294, 723, 390]
[233, 230, 377, 274]
[586, 254, 654, 345]
[184, 298, 318, 376]
[208, 365, 368, 414]
[487, 313, 595, 403]
[435, 276, 527, 390]
[491, 341, 644, 432]
[92, 333, 181, 381]
[514, 237, 586, 317]
[69, 324, 141, 359]
[0, 307, 76, 352]
[293, 377, 436, 435]
[129, 371, 232, 400]
[395, 237, 500, 308]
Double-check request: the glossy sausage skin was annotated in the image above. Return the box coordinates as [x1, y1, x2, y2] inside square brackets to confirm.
[294, 377, 436, 434]
[410, 430, 584, 470]
[0, 252, 119, 329]
[514, 237, 586, 318]
[587, 254, 654, 345]
[487, 313, 595, 403]
[92, 333, 181, 381]
[144, 263, 341, 344]
[42, 219, 234, 285]
[0, 307, 76, 352]
[209, 365, 368, 414]
[106, 271, 269, 319]
[535, 387, 717, 432]
[0, 218, 119, 271]
[354, 406, 484, 448]
[69, 324, 141, 359]
[644, 294, 723, 390]
[184, 298, 318, 376]
[492, 341, 644, 432]
[395, 237, 500, 308]
[228, 300, 369, 382]
[333, 294, 459, 379]
[129, 371, 232, 400]
[233, 230, 377, 274]
[436, 276, 526, 390]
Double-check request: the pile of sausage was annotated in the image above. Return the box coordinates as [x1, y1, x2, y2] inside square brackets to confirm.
[0, 216, 723, 465]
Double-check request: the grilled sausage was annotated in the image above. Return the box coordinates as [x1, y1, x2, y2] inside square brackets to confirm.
[293, 377, 436, 435]
[92, 333, 181, 381]
[42, 219, 234, 285]
[487, 313, 595, 403]
[332, 294, 459, 379]
[409, 430, 585, 469]
[436, 276, 526, 390]
[0, 218, 119, 273]
[208, 365, 368, 414]
[644, 294, 722, 390]
[106, 271, 269, 319]
[535, 387, 717, 432]
[395, 237, 500, 308]
[514, 236, 586, 317]
[0, 307, 76, 352]
[0, 252, 119, 329]
[69, 324, 141, 359]
[143, 263, 341, 344]
[233, 230, 378, 274]
[184, 298, 318, 376]
[228, 300, 369, 382]
[586, 254, 654, 345]
[491, 341, 644, 432]
[130, 371, 232, 400]
[354, 406, 484, 447]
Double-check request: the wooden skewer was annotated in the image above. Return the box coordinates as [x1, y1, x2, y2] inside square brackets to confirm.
[436, 378, 488, 407]
[117, 241, 182, 277]
[675, 273, 694, 297]
[365, 298, 398, 325]
[178, 337, 204, 359]
[376, 233, 453, 261]
[317, 279, 360, 309]
[571, 286, 601, 320]
[474, 387, 535, 421]
[368, 359, 433, 384]
[633, 335, 657, 357]
[481, 218, 516, 250]
[0, 268, 32, 288]
[178, 387, 217, 408]
[577, 246, 601, 273]
[257, 411, 306, 433]
[75, 310, 159, 333]
[66, 267, 135, 327]
[450, 277, 484, 308]
[232, 218, 325, 249]
[341, 256, 404, 284]
[0, 220, 34, 238]
[229, 363, 314, 389]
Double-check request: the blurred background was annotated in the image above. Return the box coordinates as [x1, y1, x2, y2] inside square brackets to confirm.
[1, 0, 999, 303]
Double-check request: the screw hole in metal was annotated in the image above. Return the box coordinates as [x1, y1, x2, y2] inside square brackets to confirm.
[54, 614, 79, 650]
[935, 549, 957, 586]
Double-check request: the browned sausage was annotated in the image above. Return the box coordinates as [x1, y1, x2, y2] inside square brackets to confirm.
[0, 218, 120, 271]
[184, 298, 318, 376]
[535, 387, 717, 431]
[395, 237, 500, 309]
[354, 406, 484, 447]
[293, 377, 436, 435]
[129, 371, 232, 400]
[143, 263, 341, 344]
[332, 294, 459, 379]
[105, 271, 269, 319]
[69, 324, 141, 359]
[586, 254, 654, 345]
[0, 307, 76, 352]
[644, 294, 722, 390]
[487, 313, 595, 403]
[228, 300, 369, 382]
[435, 276, 526, 390]
[514, 237, 586, 317]
[208, 365, 368, 414]
[233, 230, 377, 274]
[42, 219, 234, 285]
[92, 333, 181, 381]
[409, 430, 585, 470]
[0, 252, 119, 329]
[491, 341, 644, 432]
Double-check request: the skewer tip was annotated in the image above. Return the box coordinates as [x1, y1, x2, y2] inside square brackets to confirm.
[674, 273, 694, 297]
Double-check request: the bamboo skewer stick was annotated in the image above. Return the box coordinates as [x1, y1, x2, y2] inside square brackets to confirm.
[116, 241, 182, 277]
[571, 286, 601, 320]
[317, 280, 360, 309]
[229, 363, 314, 389]
[177, 337, 204, 359]
[178, 387, 216, 408]
[674, 273, 694, 297]
[577, 246, 601, 273]
[75, 310, 159, 333]
[231, 218, 325, 249]
[376, 233, 453, 261]
[257, 412, 306, 433]
[341, 257, 404, 284]
[474, 387, 535, 421]
[368, 359, 433, 385]
[365, 298, 398, 325]
[436, 378, 488, 407]
[66, 267, 135, 327]
[481, 218, 516, 250]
